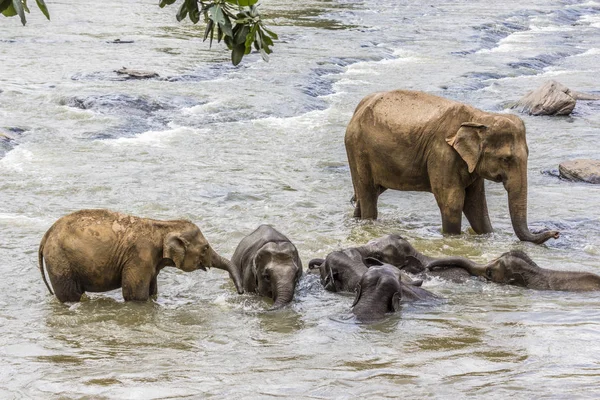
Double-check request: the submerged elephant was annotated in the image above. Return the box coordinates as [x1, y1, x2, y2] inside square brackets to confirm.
[345, 90, 559, 244]
[308, 234, 469, 289]
[352, 262, 440, 322]
[231, 225, 302, 309]
[428, 251, 600, 291]
[38, 209, 243, 303]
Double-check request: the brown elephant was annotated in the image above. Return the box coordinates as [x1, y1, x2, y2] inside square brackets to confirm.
[427, 251, 600, 291]
[345, 90, 559, 244]
[38, 209, 244, 302]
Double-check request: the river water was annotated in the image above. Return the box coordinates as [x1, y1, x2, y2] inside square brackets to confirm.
[1, 0, 600, 398]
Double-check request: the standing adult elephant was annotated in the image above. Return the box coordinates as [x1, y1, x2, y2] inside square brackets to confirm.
[38, 209, 244, 302]
[231, 225, 303, 309]
[345, 90, 560, 244]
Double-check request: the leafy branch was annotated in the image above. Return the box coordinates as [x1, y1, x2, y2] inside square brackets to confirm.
[0, 0, 50, 25]
[160, 0, 277, 65]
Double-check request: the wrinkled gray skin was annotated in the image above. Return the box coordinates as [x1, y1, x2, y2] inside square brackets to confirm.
[308, 234, 470, 288]
[352, 262, 440, 322]
[38, 209, 243, 303]
[428, 251, 600, 291]
[231, 225, 303, 309]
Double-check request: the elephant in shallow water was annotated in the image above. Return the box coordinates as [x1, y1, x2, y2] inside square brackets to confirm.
[308, 234, 470, 288]
[345, 89, 559, 244]
[352, 262, 440, 322]
[231, 225, 302, 309]
[428, 251, 600, 291]
[38, 209, 243, 302]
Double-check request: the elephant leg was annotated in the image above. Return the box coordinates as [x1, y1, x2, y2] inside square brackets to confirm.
[50, 274, 84, 303]
[353, 199, 362, 218]
[463, 177, 493, 234]
[356, 186, 378, 219]
[353, 187, 386, 218]
[149, 275, 158, 298]
[122, 265, 152, 302]
[433, 187, 465, 234]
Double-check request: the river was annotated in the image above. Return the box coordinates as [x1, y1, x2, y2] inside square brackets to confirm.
[1, 0, 600, 398]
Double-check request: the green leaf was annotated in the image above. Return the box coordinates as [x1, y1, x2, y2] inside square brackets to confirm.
[225, 0, 258, 6]
[11, 0, 26, 25]
[0, 0, 12, 13]
[1, 2, 16, 16]
[231, 44, 245, 65]
[260, 48, 269, 62]
[176, 1, 188, 22]
[219, 12, 233, 38]
[22, 0, 29, 13]
[203, 19, 213, 41]
[263, 26, 278, 40]
[159, 0, 177, 8]
[210, 5, 226, 28]
[35, 0, 49, 19]
[234, 24, 248, 46]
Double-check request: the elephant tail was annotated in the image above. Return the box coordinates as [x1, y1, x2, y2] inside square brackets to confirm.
[38, 231, 54, 295]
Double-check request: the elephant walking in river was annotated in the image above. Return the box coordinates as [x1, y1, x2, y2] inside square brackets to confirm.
[345, 90, 559, 244]
[38, 209, 243, 302]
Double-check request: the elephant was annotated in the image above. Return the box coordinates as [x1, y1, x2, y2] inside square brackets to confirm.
[231, 225, 302, 309]
[308, 234, 470, 288]
[38, 209, 244, 303]
[344, 90, 560, 244]
[427, 250, 600, 291]
[352, 262, 440, 322]
[308, 251, 422, 293]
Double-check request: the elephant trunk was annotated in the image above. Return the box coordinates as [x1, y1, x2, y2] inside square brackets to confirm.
[269, 270, 296, 310]
[427, 257, 486, 277]
[212, 251, 244, 294]
[505, 172, 559, 244]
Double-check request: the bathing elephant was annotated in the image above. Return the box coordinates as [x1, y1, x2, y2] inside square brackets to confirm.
[308, 234, 470, 286]
[308, 251, 422, 293]
[345, 90, 559, 244]
[38, 209, 243, 303]
[428, 251, 600, 291]
[231, 225, 302, 309]
[352, 262, 440, 322]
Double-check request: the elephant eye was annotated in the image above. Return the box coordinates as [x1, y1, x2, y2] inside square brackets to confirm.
[500, 156, 513, 164]
[263, 273, 271, 283]
[485, 267, 493, 278]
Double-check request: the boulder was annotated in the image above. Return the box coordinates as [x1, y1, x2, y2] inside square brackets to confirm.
[513, 80, 600, 116]
[115, 67, 159, 80]
[559, 159, 600, 184]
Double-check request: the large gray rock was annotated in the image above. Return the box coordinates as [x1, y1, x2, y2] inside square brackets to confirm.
[559, 159, 600, 184]
[513, 80, 600, 116]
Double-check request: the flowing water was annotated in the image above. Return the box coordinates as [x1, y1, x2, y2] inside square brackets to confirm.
[1, 0, 600, 398]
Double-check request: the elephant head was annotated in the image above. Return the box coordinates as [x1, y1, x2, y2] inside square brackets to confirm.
[252, 241, 302, 309]
[163, 224, 244, 294]
[352, 262, 437, 322]
[427, 251, 540, 288]
[446, 115, 559, 244]
[359, 234, 431, 273]
[308, 251, 368, 293]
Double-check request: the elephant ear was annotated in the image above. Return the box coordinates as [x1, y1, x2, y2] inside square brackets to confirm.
[351, 284, 362, 308]
[323, 263, 338, 292]
[163, 233, 188, 270]
[446, 122, 488, 173]
[391, 292, 402, 312]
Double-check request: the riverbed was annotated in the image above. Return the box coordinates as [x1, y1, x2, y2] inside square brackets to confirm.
[1, 0, 600, 398]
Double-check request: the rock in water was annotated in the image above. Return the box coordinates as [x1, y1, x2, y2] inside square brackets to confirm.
[115, 67, 159, 80]
[514, 80, 577, 116]
[559, 159, 600, 184]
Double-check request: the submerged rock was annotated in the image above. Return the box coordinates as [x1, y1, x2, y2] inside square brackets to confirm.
[115, 67, 159, 80]
[513, 80, 600, 116]
[559, 159, 600, 184]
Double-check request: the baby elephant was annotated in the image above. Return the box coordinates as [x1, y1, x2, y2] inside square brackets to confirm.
[352, 261, 439, 322]
[39, 209, 244, 302]
[231, 225, 302, 309]
[309, 251, 421, 293]
[428, 251, 600, 291]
